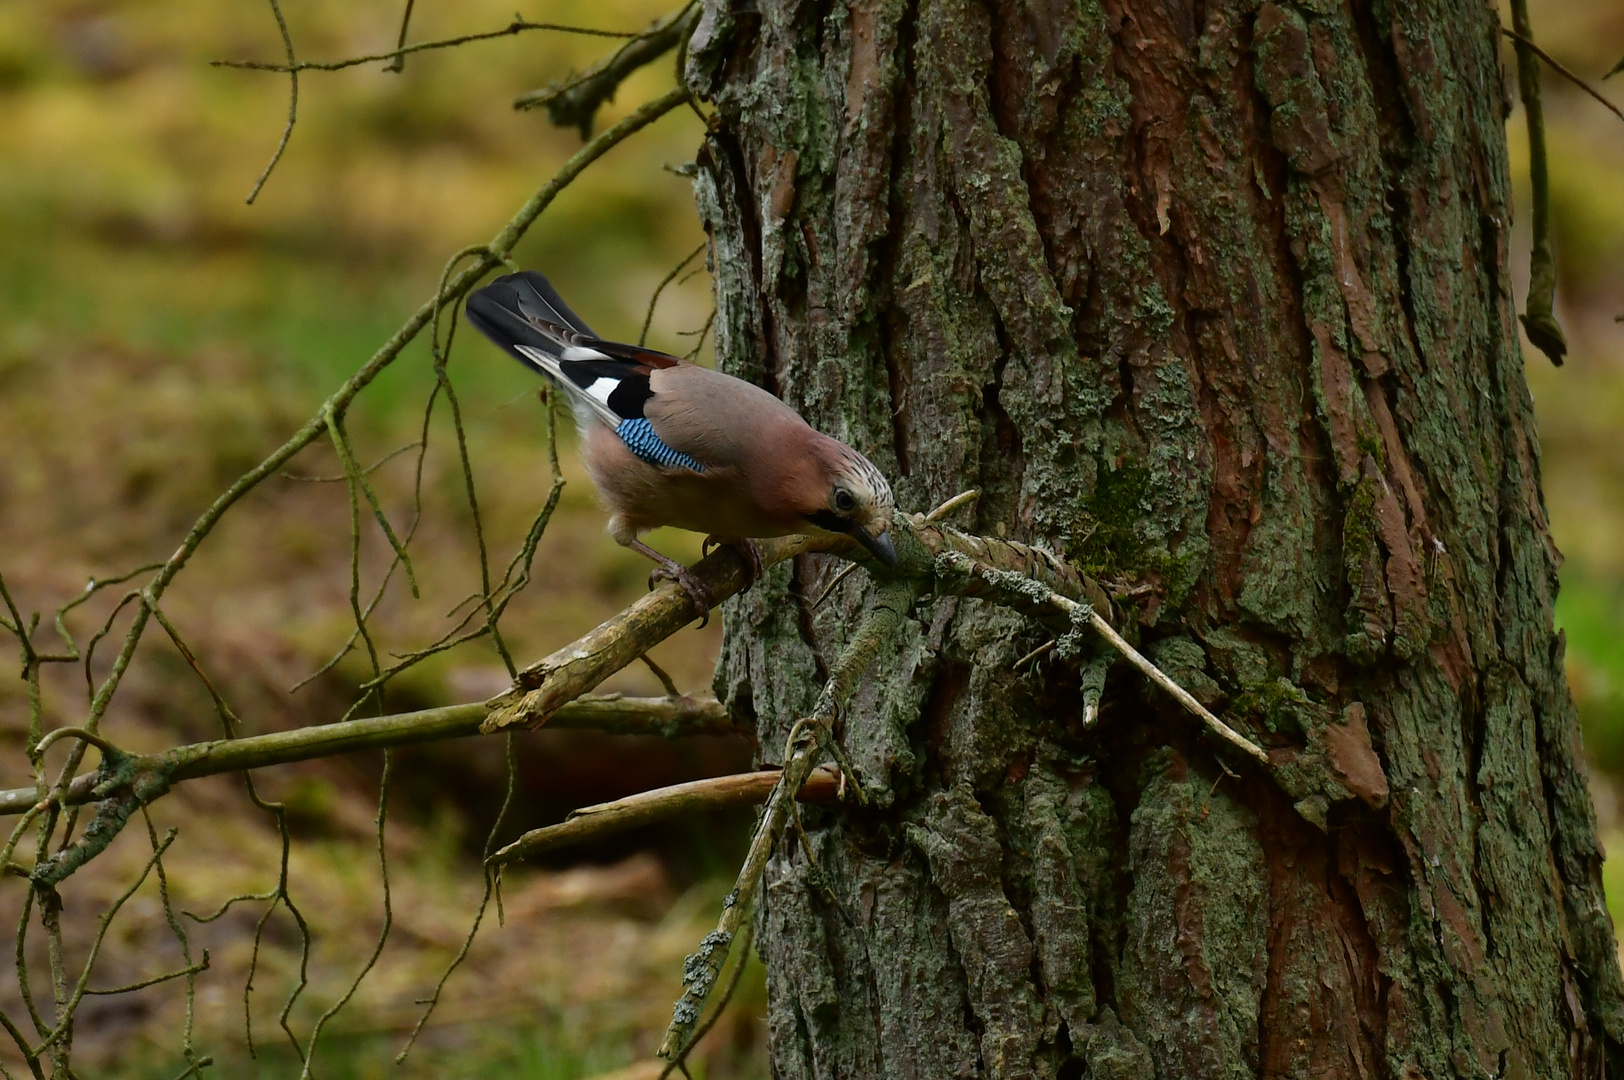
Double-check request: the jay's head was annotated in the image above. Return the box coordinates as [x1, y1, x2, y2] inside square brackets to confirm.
[799, 442, 898, 568]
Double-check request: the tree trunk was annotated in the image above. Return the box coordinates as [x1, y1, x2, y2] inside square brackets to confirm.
[686, 0, 1624, 1075]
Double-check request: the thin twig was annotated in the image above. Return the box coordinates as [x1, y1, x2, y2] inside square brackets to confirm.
[143, 810, 203, 1067]
[641, 243, 707, 346]
[84, 959, 210, 997]
[427, 248, 517, 676]
[328, 409, 420, 598]
[280, 440, 421, 483]
[681, 309, 716, 361]
[1500, 27, 1624, 125]
[1014, 640, 1055, 669]
[30, 728, 120, 761]
[214, 18, 639, 73]
[43, 562, 165, 663]
[513, 4, 698, 137]
[640, 653, 682, 697]
[298, 753, 392, 1079]
[244, 0, 298, 204]
[384, 0, 417, 73]
[932, 551, 1269, 765]
[394, 731, 519, 1062]
[1507, 2, 1567, 364]
[69, 84, 688, 790]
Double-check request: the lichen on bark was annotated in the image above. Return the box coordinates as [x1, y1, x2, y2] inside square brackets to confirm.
[690, 0, 1624, 1074]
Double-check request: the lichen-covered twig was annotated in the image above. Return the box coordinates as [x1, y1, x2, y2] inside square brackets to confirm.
[815, 489, 981, 609]
[489, 766, 842, 865]
[931, 551, 1268, 765]
[657, 579, 924, 1059]
[658, 909, 757, 1079]
[31, 829, 176, 1060]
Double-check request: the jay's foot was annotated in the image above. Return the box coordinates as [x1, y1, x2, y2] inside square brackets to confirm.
[703, 536, 764, 593]
[629, 540, 712, 625]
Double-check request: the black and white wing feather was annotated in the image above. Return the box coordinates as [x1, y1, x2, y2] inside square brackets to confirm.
[466, 272, 705, 473]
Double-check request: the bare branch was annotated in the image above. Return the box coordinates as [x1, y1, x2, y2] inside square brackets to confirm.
[384, 0, 417, 73]
[484, 509, 1111, 732]
[483, 537, 817, 731]
[0, 695, 737, 818]
[244, 0, 298, 204]
[64, 84, 688, 788]
[213, 18, 640, 74]
[640, 242, 707, 346]
[1500, 27, 1624, 125]
[514, 4, 699, 137]
[1506, 2, 1567, 364]
[490, 766, 842, 865]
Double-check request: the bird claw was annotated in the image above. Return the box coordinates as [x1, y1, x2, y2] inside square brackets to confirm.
[649, 564, 713, 627]
[703, 536, 764, 593]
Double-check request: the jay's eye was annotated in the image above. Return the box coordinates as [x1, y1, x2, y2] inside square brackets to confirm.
[834, 490, 856, 513]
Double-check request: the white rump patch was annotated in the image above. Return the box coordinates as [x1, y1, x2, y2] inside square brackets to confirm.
[561, 345, 609, 362]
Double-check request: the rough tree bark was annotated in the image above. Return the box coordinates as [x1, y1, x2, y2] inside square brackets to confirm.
[685, 0, 1624, 1075]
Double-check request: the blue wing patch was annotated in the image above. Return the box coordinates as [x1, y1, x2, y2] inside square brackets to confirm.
[616, 418, 706, 473]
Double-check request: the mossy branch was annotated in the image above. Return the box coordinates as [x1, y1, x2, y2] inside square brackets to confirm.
[0, 695, 736, 819]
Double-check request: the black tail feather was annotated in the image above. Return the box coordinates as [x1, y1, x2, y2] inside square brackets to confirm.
[465, 271, 597, 372]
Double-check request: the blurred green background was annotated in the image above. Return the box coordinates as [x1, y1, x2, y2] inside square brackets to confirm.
[0, 0, 1620, 1076]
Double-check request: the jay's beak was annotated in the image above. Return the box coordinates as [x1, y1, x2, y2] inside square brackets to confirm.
[852, 525, 899, 568]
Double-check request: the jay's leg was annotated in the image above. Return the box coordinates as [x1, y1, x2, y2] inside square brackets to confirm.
[627, 539, 712, 625]
[703, 536, 764, 592]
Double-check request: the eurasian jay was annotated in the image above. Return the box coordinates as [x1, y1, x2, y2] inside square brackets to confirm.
[466, 271, 898, 616]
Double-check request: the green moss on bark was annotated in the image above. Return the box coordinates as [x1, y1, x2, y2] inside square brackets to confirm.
[697, 0, 1624, 1072]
